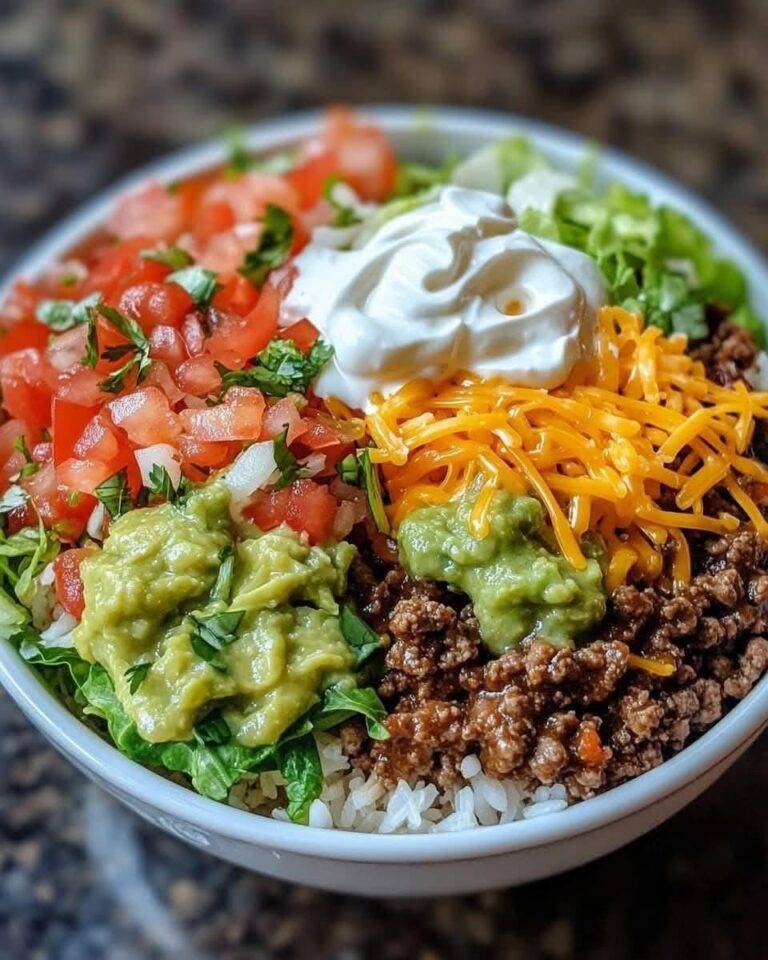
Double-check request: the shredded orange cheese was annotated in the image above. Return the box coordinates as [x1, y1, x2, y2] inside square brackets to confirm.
[365, 306, 768, 586]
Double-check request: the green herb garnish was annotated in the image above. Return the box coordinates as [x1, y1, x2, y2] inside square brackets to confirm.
[338, 605, 383, 666]
[36, 292, 101, 332]
[323, 176, 362, 228]
[193, 711, 232, 745]
[124, 661, 152, 694]
[314, 684, 390, 740]
[357, 449, 390, 534]
[91, 304, 152, 392]
[273, 427, 310, 491]
[140, 246, 193, 270]
[238, 204, 294, 287]
[336, 454, 360, 485]
[94, 468, 132, 520]
[216, 337, 333, 398]
[167, 266, 220, 309]
[189, 609, 245, 673]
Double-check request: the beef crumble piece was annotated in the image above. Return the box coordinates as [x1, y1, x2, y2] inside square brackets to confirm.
[348, 529, 768, 800]
[691, 318, 758, 386]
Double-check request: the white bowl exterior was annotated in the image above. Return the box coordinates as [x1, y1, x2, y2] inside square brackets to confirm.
[1, 106, 767, 895]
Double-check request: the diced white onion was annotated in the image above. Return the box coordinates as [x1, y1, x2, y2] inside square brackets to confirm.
[299, 452, 326, 477]
[134, 444, 182, 489]
[223, 440, 277, 518]
[86, 502, 106, 540]
[38, 561, 56, 587]
[40, 611, 78, 643]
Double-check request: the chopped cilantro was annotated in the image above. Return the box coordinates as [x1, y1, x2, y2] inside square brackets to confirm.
[140, 246, 193, 270]
[124, 661, 152, 694]
[238, 205, 294, 287]
[189, 609, 245, 673]
[36, 292, 101, 332]
[94, 468, 132, 520]
[167, 266, 220, 309]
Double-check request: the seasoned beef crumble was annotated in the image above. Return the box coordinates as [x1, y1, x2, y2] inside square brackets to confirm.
[691, 317, 758, 386]
[347, 528, 768, 800]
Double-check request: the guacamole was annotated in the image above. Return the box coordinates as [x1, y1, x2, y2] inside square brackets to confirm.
[398, 490, 605, 653]
[73, 482, 356, 746]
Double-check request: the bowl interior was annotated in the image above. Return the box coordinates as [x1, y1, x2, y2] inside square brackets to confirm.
[1, 105, 767, 863]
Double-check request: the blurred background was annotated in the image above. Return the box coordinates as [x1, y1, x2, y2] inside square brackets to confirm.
[0, 1, 766, 957]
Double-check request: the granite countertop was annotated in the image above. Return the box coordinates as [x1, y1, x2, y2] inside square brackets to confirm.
[1, 2, 767, 958]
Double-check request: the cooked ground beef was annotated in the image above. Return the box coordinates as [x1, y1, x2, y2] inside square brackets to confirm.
[347, 528, 768, 799]
[691, 317, 758, 385]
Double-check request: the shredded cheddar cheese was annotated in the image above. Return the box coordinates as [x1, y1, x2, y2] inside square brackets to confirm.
[365, 306, 768, 586]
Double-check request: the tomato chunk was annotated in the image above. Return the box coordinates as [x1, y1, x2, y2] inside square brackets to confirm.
[261, 398, 307, 444]
[179, 386, 264, 441]
[53, 547, 95, 618]
[175, 354, 222, 397]
[206, 284, 280, 366]
[278, 318, 319, 353]
[0, 349, 54, 430]
[73, 412, 120, 463]
[118, 282, 193, 332]
[211, 273, 259, 317]
[56, 457, 114, 495]
[245, 478, 337, 544]
[108, 387, 183, 447]
[52, 398, 100, 466]
[149, 325, 187, 369]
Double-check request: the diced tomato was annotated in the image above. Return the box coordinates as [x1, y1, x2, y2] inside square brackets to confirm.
[32, 442, 52, 463]
[53, 547, 95, 618]
[55, 368, 109, 407]
[211, 273, 259, 317]
[181, 313, 206, 357]
[118, 282, 193, 332]
[205, 284, 280, 366]
[285, 149, 341, 208]
[0, 418, 35, 465]
[105, 182, 184, 243]
[299, 410, 346, 450]
[245, 487, 290, 531]
[108, 387, 183, 447]
[0, 281, 42, 327]
[175, 354, 222, 397]
[261, 398, 307, 444]
[179, 386, 264, 441]
[321, 108, 397, 201]
[178, 434, 232, 468]
[82, 236, 168, 300]
[0, 349, 54, 430]
[193, 200, 236, 243]
[278, 318, 319, 353]
[73, 412, 120, 463]
[47, 326, 88, 373]
[149, 325, 187, 369]
[52, 398, 100, 465]
[245, 478, 337, 544]
[0, 321, 50, 357]
[6, 500, 37, 535]
[144, 361, 185, 406]
[56, 456, 114, 495]
[203, 172, 301, 222]
[23, 462, 94, 541]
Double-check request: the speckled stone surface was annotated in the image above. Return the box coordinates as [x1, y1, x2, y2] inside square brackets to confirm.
[1, 2, 767, 957]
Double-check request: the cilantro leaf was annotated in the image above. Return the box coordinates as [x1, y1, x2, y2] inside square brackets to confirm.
[323, 176, 362, 228]
[338, 604, 383, 666]
[92, 304, 153, 392]
[147, 464, 177, 502]
[238, 204, 293, 286]
[140, 246, 193, 269]
[189, 609, 245, 672]
[124, 661, 152, 694]
[216, 337, 333, 398]
[210, 546, 236, 604]
[12, 435, 38, 479]
[82, 307, 100, 368]
[95, 468, 132, 519]
[272, 427, 310, 491]
[313, 685, 390, 740]
[36, 292, 101, 332]
[167, 266, 220, 309]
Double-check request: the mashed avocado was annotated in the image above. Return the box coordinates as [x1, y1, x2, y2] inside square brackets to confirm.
[398, 490, 605, 653]
[73, 482, 356, 746]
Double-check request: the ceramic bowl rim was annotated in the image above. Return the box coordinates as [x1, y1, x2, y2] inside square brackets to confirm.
[0, 104, 766, 864]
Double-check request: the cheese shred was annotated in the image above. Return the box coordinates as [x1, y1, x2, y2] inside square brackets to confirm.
[365, 306, 768, 586]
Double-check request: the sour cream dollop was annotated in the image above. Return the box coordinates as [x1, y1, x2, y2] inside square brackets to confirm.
[283, 186, 606, 410]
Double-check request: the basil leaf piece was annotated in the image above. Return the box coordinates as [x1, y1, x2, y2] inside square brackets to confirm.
[313, 685, 390, 740]
[339, 604, 383, 666]
[194, 711, 232, 745]
[36, 291, 101, 332]
[189, 609, 245, 672]
[335, 454, 360, 485]
[277, 734, 323, 824]
[238, 204, 294, 287]
[168, 266, 220, 309]
[140, 246, 193, 270]
[95, 468, 132, 520]
[124, 661, 152, 694]
[272, 427, 310, 491]
[323, 176, 362, 228]
[357, 449, 390, 534]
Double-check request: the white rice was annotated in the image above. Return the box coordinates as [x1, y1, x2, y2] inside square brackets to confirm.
[230, 733, 569, 833]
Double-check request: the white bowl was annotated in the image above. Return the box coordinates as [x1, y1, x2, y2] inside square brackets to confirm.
[1, 106, 767, 897]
